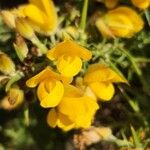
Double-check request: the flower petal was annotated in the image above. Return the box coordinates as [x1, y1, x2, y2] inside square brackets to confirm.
[131, 0, 150, 9]
[63, 84, 83, 97]
[84, 64, 116, 83]
[21, 4, 46, 25]
[109, 7, 144, 36]
[26, 67, 59, 88]
[37, 79, 64, 108]
[57, 55, 82, 77]
[47, 108, 75, 131]
[89, 82, 115, 101]
[58, 95, 99, 128]
[47, 108, 58, 128]
[46, 40, 92, 61]
[84, 64, 127, 83]
[57, 112, 75, 131]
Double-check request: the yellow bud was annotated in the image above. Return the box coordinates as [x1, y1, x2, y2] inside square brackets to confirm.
[13, 34, 29, 62]
[0, 86, 24, 111]
[96, 7, 144, 38]
[15, 17, 35, 39]
[0, 11, 16, 28]
[131, 0, 150, 9]
[104, 0, 119, 9]
[0, 51, 16, 75]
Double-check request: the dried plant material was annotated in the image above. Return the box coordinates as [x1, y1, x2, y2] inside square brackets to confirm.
[74, 126, 112, 150]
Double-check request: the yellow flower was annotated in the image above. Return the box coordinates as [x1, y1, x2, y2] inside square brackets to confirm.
[47, 85, 99, 131]
[104, 0, 119, 9]
[47, 40, 92, 77]
[131, 0, 150, 9]
[18, 0, 58, 35]
[84, 64, 127, 101]
[96, 7, 144, 38]
[26, 67, 66, 108]
[1, 0, 57, 35]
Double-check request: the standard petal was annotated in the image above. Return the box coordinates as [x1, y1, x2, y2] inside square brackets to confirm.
[26, 67, 59, 88]
[84, 64, 116, 83]
[46, 40, 92, 61]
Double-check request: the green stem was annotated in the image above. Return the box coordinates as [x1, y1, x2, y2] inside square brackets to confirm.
[117, 47, 142, 76]
[118, 86, 140, 113]
[135, 57, 150, 63]
[24, 104, 29, 126]
[5, 72, 23, 92]
[80, 0, 89, 31]
[31, 36, 48, 54]
[109, 135, 133, 147]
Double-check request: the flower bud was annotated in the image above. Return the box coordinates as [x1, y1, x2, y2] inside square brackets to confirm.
[131, 0, 150, 9]
[0, 86, 24, 111]
[0, 11, 16, 28]
[13, 34, 29, 62]
[104, 0, 118, 9]
[0, 51, 16, 75]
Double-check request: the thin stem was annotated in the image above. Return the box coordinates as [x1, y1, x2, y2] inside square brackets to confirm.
[117, 47, 142, 76]
[80, 0, 89, 31]
[135, 57, 150, 63]
[31, 36, 48, 54]
[24, 104, 29, 126]
[5, 72, 23, 92]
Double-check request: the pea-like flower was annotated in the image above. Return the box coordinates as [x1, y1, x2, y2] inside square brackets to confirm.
[84, 64, 127, 101]
[96, 7, 144, 38]
[1, 0, 58, 35]
[131, 0, 150, 9]
[19, 0, 58, 34]
[26, 67, 66, 108]
[47, 85, 99, 131]
[46, 40, 92, 77]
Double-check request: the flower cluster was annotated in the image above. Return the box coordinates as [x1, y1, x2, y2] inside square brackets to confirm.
[25, 39, 126, 131]
[0, 0, 146, 132]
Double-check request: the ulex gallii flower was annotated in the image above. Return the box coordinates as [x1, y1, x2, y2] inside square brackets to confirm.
[84, 64, 127, 101]
[96, 7, 144, 38]
[131, 0, 150, 9]
[1, 0, 58, 35]
[46, 40, 92, 77]
[47, 85, 99, 131]
[26, 67, 65, 108]
[26, 67, 99, 131]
